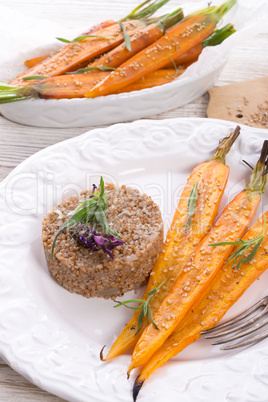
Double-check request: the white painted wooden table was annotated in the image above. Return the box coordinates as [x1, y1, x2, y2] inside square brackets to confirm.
[0, 0, 267, 400]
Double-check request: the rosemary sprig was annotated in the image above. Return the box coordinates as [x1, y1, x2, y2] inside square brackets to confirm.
[56, 34, 110, 43]
[209, 216, 267, 269]
[22, 76, 48, 81]
[118, 22, 132, 51]
[65, 66, 116, 74]
[185, 181, 199, 233]
[168, 55, 178, 72]
[114, 280, 166, 335]
[51, 177, 120, 259]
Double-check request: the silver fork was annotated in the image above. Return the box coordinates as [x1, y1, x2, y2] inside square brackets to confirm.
[200, 296, 268, 350]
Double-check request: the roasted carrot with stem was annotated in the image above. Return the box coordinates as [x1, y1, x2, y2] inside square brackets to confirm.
[23, 19, 117, 69]
[14, 24, 234, 101]
[85, 0, 236, 98]
[165, 23, 235, 68]
[100, 126, 240, 362]
[115, 68, 186, 93]
[23, 0, 171, 69]
[134, 207, 268, 401]
[10, 0, 172, 85]
[81, 8, 184, 72]
[0, 69, 185, 101]
[10, 20, 150, 86]
[128, 139, 268, 374]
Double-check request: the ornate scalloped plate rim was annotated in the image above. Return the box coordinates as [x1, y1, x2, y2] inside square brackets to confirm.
[0, 118, 268, 402]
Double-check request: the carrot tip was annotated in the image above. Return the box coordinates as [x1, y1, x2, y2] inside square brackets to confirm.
[100, 345, 106, 361]
[133, 375, 144, 402]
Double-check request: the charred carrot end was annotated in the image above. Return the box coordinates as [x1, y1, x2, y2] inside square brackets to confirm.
[128, 140, 267, 373]
[103, 128, 239, 362]
[134, 210, 268, 399]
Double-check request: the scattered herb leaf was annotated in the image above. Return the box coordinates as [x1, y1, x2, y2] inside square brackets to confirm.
[22, 76, 48, 81]
[56, 34, 110, 43]
[118, 21, 132, 51]
[168, 55, 178, 71]
[114, 280, 166, 335]
[185, 181, 199, 233]
[66, 66, 116, 74]
[209, 216, 267, 269]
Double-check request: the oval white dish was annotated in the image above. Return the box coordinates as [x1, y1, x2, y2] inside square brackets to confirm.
[0, 0, 266, 127]
[0, 117, 268, 402]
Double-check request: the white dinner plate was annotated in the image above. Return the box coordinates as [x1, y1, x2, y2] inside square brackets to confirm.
[0, 0, 266, 127]
[0, 118, 268, 402]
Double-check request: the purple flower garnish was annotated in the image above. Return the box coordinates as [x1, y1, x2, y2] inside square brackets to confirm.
[69, 222, 124, 259]
[90, 183, 97, 198]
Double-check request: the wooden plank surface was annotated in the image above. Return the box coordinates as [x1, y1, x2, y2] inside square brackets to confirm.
[0, 0, 267, 400]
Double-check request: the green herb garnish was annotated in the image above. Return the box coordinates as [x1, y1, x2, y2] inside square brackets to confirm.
[185, 181, 199, 233]
[209, 216, 267, 269]
[22, 76, 48, 81]
[56, 34, 110, 43]
[114, 280, 166, 335]
[118, 22, 132, 51]
[51, 177, 120, 259]
[65, 66, 116, 74]
[168, 55, 178, 71]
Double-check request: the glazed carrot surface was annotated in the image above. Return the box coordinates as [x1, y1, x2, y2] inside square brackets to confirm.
[23, 20, 116, 69]
[10, 20, 147, 86]
[103, 128, 240, 361]
[85, 13, 217, 98]
[128, 141, 267, 372]
[136, 211, 268, 385]
[128, 189, 261, 371]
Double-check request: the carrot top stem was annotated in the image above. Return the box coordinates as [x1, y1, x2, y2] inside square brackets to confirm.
[159, 8, 184, 31]
[120, 0, 171, 22]
[210, 0, 237, 23]
[202, 23, 235, 47]
[188, 5, 217, 18]
[244, 140, 268, 194]
[211, 125, 240, 164]
[0, 85, 37, 103]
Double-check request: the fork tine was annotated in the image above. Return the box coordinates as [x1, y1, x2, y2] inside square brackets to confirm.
[211, 315, 268, 345]
[220, 328, 268, 350]
[201, 296, 268, 335]
[204, 305, 268, 339]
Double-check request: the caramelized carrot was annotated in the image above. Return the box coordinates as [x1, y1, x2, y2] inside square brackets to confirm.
[101, 127, 240, 362]
[128, 140, 268, 373]
[85, 1, 236, 98]
[134, 209, 268, 399]
[23, 20, 116, 69]
[36, 70, 184, 99]
[0, 69, 185, 101]
[9, 20, 149, 86]
[85, 9, 184, 71]
[115, 68, 185, 93]
[165, 23, 235, 68]
[35, 72, 109, 99]
[24, 56, 49, 68]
